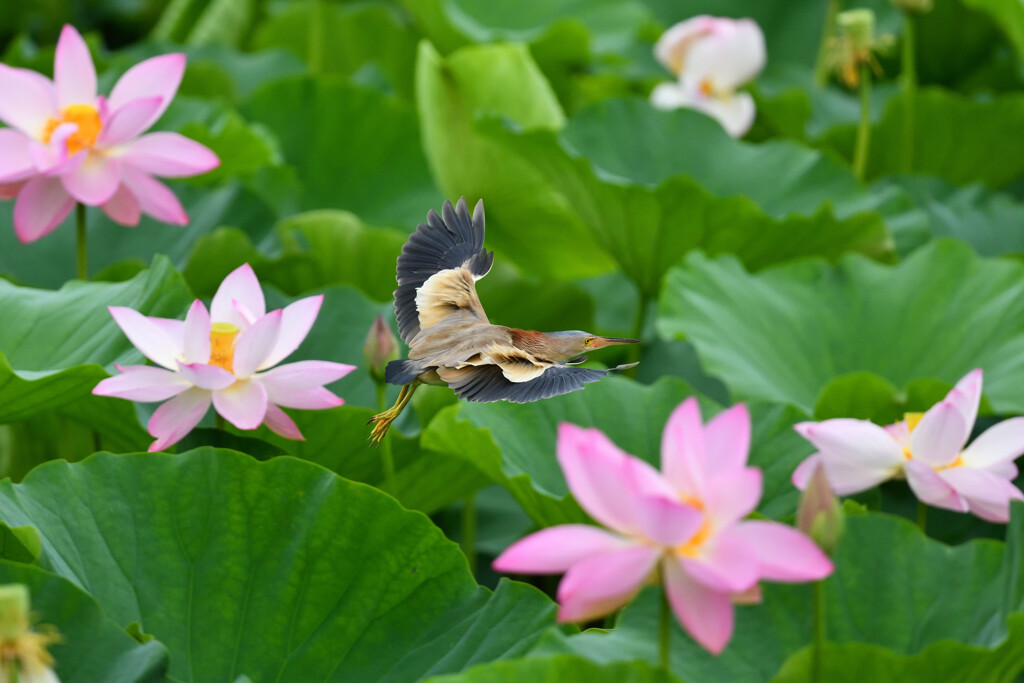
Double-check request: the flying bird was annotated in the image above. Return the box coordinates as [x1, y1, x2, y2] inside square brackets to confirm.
[369, 198, 638, 444]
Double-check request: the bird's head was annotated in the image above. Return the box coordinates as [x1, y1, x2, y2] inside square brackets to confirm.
[539, 330, 641, 362]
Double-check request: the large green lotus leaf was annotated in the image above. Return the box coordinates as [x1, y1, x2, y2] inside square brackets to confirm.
[425, 654, 680, 683]
[260, 210, 405, 302]
[0, 449, 564, 681]
[884, 176, 1024, 257]
[252, 1, 418, 100]
[0, 257, 192, 430]
[251, 404, 491, 515]
[658, 239, 1024, 415]
[562, 99, 877, 218]
[0, 181, 276, 290]
[531, 509, 1024, 682]
[415, 41, 616, 280]
[422, 376, 811, 527]
[821, 88, 1024, 186]
[0, 561, 170, 682]
[475, 101, 891, 297]
[964, 0, 1024, 65]
[244, 74, 441, 227]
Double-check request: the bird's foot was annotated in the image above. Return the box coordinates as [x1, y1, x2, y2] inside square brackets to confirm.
[367, 410, 397, 446]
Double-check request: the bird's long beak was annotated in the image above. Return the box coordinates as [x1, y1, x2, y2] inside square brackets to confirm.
[592, 336, 641, 349]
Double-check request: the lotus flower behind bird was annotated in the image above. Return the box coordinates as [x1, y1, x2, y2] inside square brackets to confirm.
[793, 369, 1024, 523]
[650, 16, 766, 137]
[493, 398, 833, 654]
[0, 24, 219, 243]
[94, 264, 354, 451]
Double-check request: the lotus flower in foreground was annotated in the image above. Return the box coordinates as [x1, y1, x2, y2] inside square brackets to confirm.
[94, 264, 354, 451]
[650, 16, 766, 137]
[793, 369, 1024, 523]
[0, 24, 219, 243]
[493, 398, 832, 654]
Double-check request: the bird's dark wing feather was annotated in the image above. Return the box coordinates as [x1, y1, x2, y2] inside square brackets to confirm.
[443, 363, 638, 404]
[394, 197, 494, 345]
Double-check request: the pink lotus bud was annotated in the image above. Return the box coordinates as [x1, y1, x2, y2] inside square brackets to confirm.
[364, 314, 398, 382]
[796, 463, 845, 554]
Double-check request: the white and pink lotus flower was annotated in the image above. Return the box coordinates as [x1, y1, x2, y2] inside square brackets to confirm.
[0, 24, 219, 243]
[493, 398, 832, 654]
[793, 369, 1024, 523]
[651, 16, 766, 137]
[94, 264, 354, 452]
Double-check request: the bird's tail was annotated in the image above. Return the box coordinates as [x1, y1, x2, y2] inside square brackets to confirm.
[384, 359, 424, 385]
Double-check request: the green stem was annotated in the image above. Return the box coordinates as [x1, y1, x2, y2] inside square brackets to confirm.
[376, 383, 396, 492]
[659, 585, 671, 676]
[852, 63, 872, 181]
[917, 501, 927, 534]
[901, 12, 917, 174]
[626, 291, 646, 378]
[813, 0, 843, 86]
[76, 203, 87, 281]
[462, 494, 477, 577]
[215, 413, 226, 431]
[812, 580, 826, 683]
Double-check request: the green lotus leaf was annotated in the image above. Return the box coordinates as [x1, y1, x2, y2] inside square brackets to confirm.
[245, 74, 441, 227]
[422, 376, 811, 527]
[253, 1, 419, 100]
[425, 654, 681, 683]
[0, 449, 564, 681]
[658, 239, 1024, 415]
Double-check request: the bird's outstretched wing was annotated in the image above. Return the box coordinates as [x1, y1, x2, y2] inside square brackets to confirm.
[437, 362, 638, 404]
[394, 197, 494, 345]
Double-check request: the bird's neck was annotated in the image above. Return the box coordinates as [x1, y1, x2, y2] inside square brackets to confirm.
[510, 328, 565, 362]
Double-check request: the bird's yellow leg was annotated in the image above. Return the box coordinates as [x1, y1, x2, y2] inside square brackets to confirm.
[368, 379, 421, 445]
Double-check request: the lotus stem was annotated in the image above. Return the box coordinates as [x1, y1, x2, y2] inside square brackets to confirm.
[627, 290, 645, 377]
[376, 383, 396, 492]
[76, 203, 87, 281]
[814, 0, 843, 86]
[462, 494, 477, 577]
[917, 501, 927, 534]
[853, 63, 872, 181]
[813, 580, 826, 683]
[659, 585, 672, 676]
[901, 13, 917, 173]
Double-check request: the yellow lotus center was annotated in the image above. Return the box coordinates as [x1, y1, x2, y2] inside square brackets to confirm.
[901, 412, 924, 460]
[699, 79, 714, 96]
[678, 492, 705, 510]
[209, 322, 239, 373]
[899, 411, 965, 469]
[674, 518, 712, 558]
[42, 104, 102, 156]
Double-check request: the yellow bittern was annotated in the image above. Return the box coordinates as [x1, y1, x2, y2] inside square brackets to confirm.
[368, 197, 638, 443]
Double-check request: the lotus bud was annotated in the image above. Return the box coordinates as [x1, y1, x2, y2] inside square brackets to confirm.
[838, 9, 876, 56]
[0, 584, 59, 682]
[364, 315, 398, 383]
[796, 463, 845, 554]
[891, 0, 933, 14]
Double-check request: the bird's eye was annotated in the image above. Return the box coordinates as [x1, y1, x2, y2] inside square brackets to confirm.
[584, 337, 594, 346]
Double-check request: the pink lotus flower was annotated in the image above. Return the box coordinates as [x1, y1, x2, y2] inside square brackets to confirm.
[793, 369, 1024, 523]
[493, 398, 832, 654]
[0, 24, 219, 243]
[93, 264, 354, 452]
[650, 16, 766, 137]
